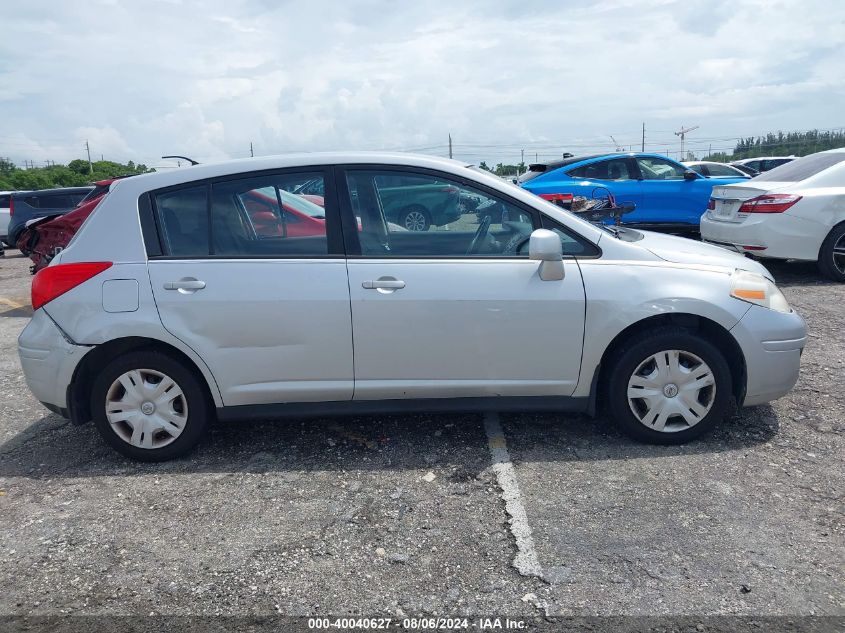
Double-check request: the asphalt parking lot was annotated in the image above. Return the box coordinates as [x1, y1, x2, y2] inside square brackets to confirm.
[0, 249, 842, 622]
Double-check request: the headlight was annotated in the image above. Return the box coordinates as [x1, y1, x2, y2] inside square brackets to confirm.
[730, 269, 791, 313]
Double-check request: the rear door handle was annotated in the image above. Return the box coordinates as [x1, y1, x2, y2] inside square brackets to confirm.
[362, 277, 405, 292]
[164, 278, 206, 292]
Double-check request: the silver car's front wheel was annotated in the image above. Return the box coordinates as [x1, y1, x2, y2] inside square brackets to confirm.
[105, 369, 189, 449]
[626, 350, 716, 433]
[608, 329, 731, 445]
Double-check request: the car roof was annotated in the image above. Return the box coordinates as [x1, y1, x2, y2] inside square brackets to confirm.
[111, 152, 473, 194]
[731, 156, 795, 164]
[11, 186, 94, 197]
[527, 152, 676, 173]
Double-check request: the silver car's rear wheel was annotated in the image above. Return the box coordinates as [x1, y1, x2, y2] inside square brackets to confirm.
[105, 368, 189, 449]
[627, 350, 716, 433]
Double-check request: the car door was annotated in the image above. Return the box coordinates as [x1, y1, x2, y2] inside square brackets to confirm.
[634, 156, 709, 224]
[146, 169, 354, 407]
[339, 166, 588, 401]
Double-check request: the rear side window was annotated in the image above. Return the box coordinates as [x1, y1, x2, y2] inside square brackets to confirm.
[40, 195, 72, 209]
[154, 186, 210, 257]
[568, 158, 633, 181]
[753, 153, 845, 182]
[151, 173, 331, 258]
[704, 163, 741, 177]
[211, 173, 328, 256]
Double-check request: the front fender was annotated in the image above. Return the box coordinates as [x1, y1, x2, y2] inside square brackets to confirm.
[572, 261, 751, 397]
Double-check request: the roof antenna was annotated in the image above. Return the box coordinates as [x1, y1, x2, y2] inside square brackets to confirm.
[161, 155, 199, 166]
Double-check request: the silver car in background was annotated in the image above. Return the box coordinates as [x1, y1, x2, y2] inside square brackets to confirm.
[18, 153, 806, 461]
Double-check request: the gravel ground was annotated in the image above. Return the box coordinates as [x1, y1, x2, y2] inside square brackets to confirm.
[0, 249, 842, 627]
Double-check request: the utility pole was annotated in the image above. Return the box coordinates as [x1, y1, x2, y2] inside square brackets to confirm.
[448, 133, 452, 159]
[535, 152, 538, 162]
[641, 122, 645, 152]
[520, 148, 524, 166]
[674, 124, 699, 160]
[250, 142, 254, 157]
[85, 140, 93, 174]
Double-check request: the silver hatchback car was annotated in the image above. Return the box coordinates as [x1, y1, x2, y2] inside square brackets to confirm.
[18, 153, 807, 461]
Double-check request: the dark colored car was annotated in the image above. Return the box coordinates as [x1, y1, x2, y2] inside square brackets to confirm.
[7, 186, 93, 246]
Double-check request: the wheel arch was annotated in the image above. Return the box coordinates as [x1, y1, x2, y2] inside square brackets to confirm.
[67, 336, 220, 425]
[587, 312, 747, 416]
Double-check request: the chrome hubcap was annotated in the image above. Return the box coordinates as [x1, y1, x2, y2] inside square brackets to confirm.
[627, 350, 716, 433]
[105, 369, 188, 449]
[403, 210, 427, 231]
[833, 234, 845, 274]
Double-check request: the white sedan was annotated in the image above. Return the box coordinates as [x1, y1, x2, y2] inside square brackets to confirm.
[701, 148, 845, 281]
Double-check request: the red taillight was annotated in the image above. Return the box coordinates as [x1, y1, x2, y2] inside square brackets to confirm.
[539, 193, 574, 203]
[707, 198, 716, 210]
[739, 194, 802, 214]
[31, 262, 112, 310]
[9, 197, 14, 217]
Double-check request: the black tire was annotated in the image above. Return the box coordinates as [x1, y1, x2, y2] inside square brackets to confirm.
[817, 223, 845, 282]
[606, 328, 732, 445]
[398, 205, 431, 232]
[91, 351, 211, 461]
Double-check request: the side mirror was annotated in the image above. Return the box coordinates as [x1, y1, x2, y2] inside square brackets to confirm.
[528, 229, 564, 281]
[683, 170, 698, 181]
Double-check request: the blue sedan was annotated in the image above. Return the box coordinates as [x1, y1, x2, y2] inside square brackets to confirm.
[519, 153, 747, 228]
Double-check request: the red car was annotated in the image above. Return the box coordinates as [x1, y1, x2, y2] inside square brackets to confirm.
[18, 180, 327, 273]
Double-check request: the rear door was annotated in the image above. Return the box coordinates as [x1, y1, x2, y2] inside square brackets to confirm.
[145, 169, 354, 407]
[339, 166, 588, 401]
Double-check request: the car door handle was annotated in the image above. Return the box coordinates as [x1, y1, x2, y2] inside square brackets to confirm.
[163, 278, 206, 292]
[362, 277, 405, 291]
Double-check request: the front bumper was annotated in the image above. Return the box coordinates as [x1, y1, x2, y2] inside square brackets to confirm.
[18, 309, 92, 413]
[730, 304, 807, 406]
[701, 212, 824, 261]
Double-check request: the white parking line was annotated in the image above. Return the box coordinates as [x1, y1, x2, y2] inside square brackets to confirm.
[483, 411, 544, 579]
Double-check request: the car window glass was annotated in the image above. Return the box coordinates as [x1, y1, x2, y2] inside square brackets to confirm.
[636, 157, 687, 180]
[211, 173, 328, 256]
[568, 158, 632, 181]
[539, 216, 601, 256]
[704, 163, 739, 177]
[154, 186, 210, 257]
[41, 195, 72, 209]
[345, 169, 536, 257]
[0, 195, 9, 207]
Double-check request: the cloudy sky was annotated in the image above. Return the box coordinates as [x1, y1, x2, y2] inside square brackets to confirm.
[1, 0, 843, 169]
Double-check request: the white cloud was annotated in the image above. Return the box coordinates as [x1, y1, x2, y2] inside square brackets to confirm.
[0, 0, 843, 167]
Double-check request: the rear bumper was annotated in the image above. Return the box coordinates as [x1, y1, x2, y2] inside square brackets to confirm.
[730, 305, 807, 406]
[18, 309, 91, 411]
[701, 213, 825, 261]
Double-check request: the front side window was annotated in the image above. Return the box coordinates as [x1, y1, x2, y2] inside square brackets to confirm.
[567, 158, 633, 181]
[636, 157, 687, 180]
[345, 169, 536, 257]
